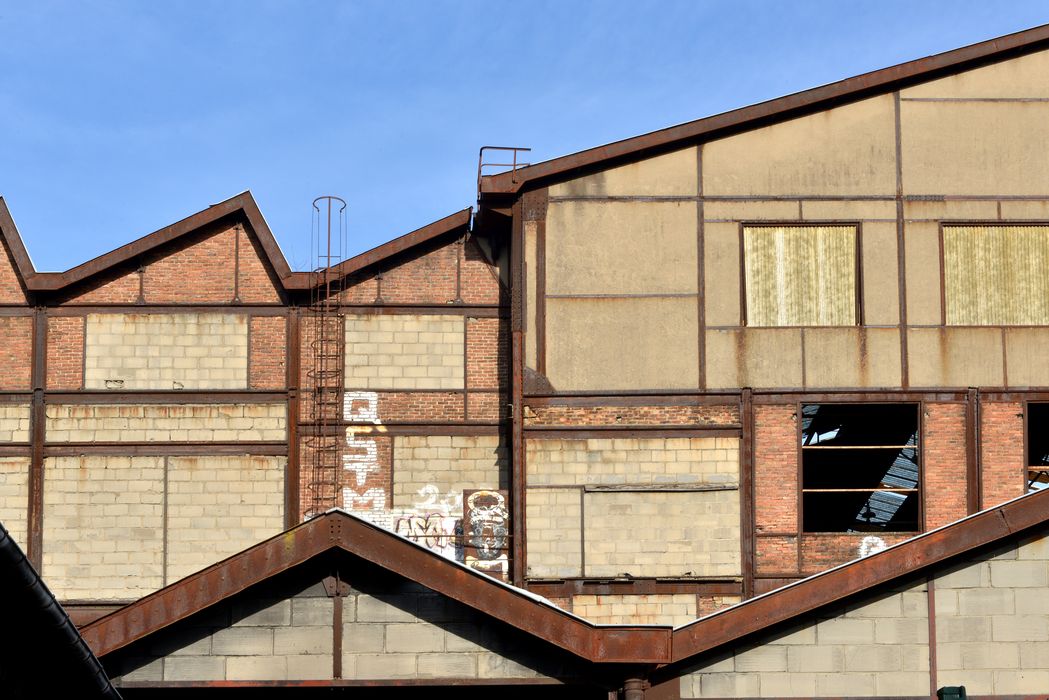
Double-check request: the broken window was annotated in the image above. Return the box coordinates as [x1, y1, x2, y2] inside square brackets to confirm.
[944, 225, 1049, 325]
[1027, 403, 1049, 492]
[801, 404, 920, 532]
[743, 225, 857, 326]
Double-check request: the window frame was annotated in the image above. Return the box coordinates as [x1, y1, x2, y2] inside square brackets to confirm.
[797, 400, 924, 534]
[939, 220, 1049, 327]
[739, 221, 864, 328]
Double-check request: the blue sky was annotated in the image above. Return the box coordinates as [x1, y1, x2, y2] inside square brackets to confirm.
[2, 1, 1048, 272]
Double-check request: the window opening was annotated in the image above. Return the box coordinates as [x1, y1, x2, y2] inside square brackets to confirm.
[801, 404, 920, 532]
[1027, 403, 1049, 492]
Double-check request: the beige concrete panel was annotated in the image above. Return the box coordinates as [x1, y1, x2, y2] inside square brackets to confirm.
[907, 328, 1004, 388]
[42, 456, 165, 599]
[344, 314, 464, 390]
[800, 200, 897, 220]
[704, 95, 897, 196]
[546, 201, 697, 295]
[525, 220, 537, 371]
[804, 328, 902, 388]
[1004, 328, 1049, 387]
[545, 297, 698, 390]
[903, 221, 943, 326]
[583, 490, 741, 578]
[526, 436, 739, 487]
[1000, 200, 1049, 219]
[571, 593, 697, 626]
[901, 101, 1049, 195]
[45, 403, 287, 443]
[705, 329, 803, 389]
[392, 436, 507, 509]
[703, 222, 741, 327]
[0, 458, 29, 550]
[549, 146, 697, 197]
[903, 199, 999, 220]
[166, 456, 285, 583]
[861, 221, 900, 326]
[525, 487, 582, 579]
[703, 200, 799, 221]
[902, 48, 1049, 99]
[84, 313, 248, 390]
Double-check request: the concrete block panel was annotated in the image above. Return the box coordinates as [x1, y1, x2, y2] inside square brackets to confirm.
[0, 457, 30, 550]
[901, 101, 1049, 195]
[1000, 199, 1049, 219]
[45, 403, 287, 443]
[703, 94, 897, 197]
[571, 593, 697, 626]
[549, 146, 698, 197]
[392, 435, 507, 509]
[525, 487, 582, 579]
[525, 220, 538, 370]
[583, 490, 741, 578]
[704, 200, 799, 221]
[902, 47, 1049, 99]
[344, 314, 465, 391]
[1005, 330, 1049, 386]
[703, 222, 741, 327]
[705, 328, 803, 389]
[803, 328, 901, 388]
[546, 200, 697, 295]
[902, 221, 942, 326]
[907, 328, 1004, 387]
[42, 456, 165, 600]
[166, 456, 285, 583]
[903, 199, 999, 221]
[546, 296, 699, 390]
[526, 436, 739, 487]
[84, 313, 248, 390]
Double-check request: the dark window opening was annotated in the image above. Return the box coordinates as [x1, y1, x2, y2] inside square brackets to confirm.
[1027, 403, 1049, 492]
[801, 404, 920, 533]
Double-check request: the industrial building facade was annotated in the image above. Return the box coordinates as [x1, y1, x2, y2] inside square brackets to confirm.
[5, 22, 1049, 700]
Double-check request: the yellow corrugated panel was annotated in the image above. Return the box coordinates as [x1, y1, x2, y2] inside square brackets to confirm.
[743, 225, 856, 326]
[945, 225, 1049, 325]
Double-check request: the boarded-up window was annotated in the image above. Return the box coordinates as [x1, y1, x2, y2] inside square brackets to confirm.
[743, 225, 857, 326]
[944, 225, 1049, 325]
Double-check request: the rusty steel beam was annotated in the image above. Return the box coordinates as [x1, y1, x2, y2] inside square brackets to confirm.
[118, 678, 571, 688]
[480, 24, 1049, 194]
[286, 307, 302, 527]
[525, 579, 742, 598]
[670, 487, 1049, 662]
[26, 307, 46, 568]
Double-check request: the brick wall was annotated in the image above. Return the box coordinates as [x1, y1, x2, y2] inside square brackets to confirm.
[84, 313, 248, 390]
[0, 316, 32, 389]
[344, 314, 464, 390]
[461, 238, 504, 305]
[524, 404, 739, 427]
[62, 269, 141, 304]
[571, 593, 697, 625]
[46, 315, 85, 389]
[756, 535, 799, 576]
[0, 242, 26, 304]
[351, 391, 464, 423]
[754, 405, 797, 536]
[466, 392, 506, 422]
[800, 534, 913, 576]
[981, 401, 1025, 509]
[465, 317, 507, 390]
[923, 402, 968, 528]
[681, 582, 930, 698]
[165, 456, 285, 582]
[249, 316, 287, 389]
[142, 227, 236, 303]
[378, 243, 458, 304]
[0, 457, 30, 549]
[45, 403, 286, 442]
[236, 226, 282, 304]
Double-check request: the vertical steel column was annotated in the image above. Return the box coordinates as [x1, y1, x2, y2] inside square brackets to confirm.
[27, 307, 46, 568]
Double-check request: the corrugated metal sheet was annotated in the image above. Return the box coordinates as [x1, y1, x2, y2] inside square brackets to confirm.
[744, 225, 856, 326]
[945, 225, 1049, 325]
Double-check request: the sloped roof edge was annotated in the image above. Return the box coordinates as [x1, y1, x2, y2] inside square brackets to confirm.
[82, 488, 1049, 672]
[81, 509, 670, 664]
[480, 23, 1049, 194]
